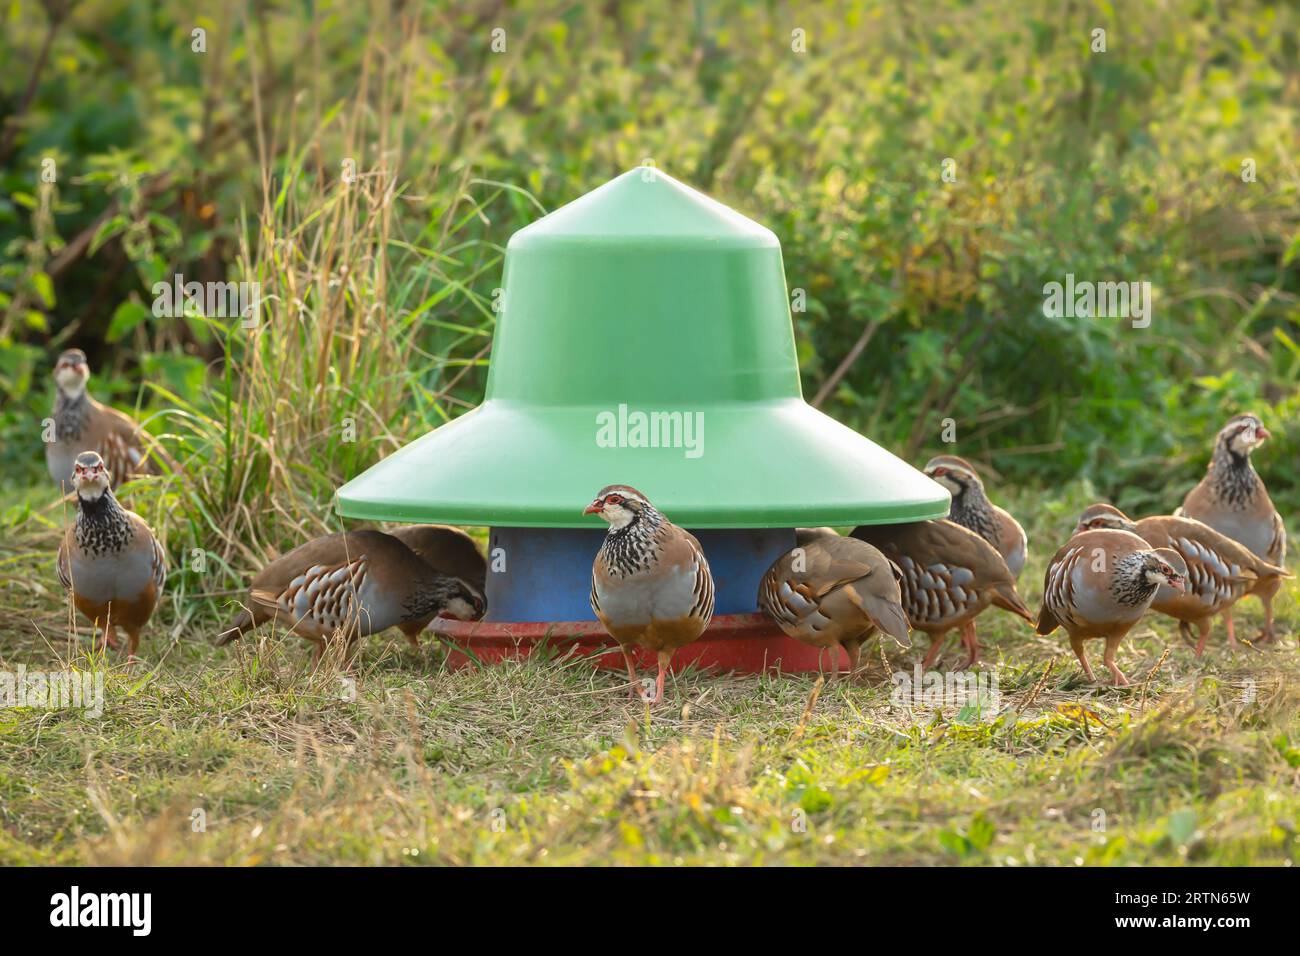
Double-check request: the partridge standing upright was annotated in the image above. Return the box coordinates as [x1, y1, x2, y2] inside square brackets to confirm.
[587, 485, 714, 703]
[46, 349, 162, 491]
[1178, 414, 1287, 642]
[851, 520, 1034, 669]
[56, 452, 166, 661]
[1036, 528, 1186, 685]
[388, 524, 488, 593]
[758, 535, 910, 679]
[1075, 503, 1289, 655]
[215, 531, 484, 662]
[924, 455, 1028, 579]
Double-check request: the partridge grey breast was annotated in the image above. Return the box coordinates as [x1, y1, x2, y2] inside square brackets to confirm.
[923, 455, 1028, 580]
[57, 451, 166, 659]
[1036, 528, 1186, 685]
[851, 519, 1033, 669]
[587, 485, 713, 702]
[759, 534, 910, 677]
[216, 530, 484, 660]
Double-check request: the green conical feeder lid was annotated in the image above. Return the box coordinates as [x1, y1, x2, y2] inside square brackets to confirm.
[336, 168, 949, 528]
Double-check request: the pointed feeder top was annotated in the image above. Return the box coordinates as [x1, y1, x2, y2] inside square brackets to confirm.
[336, 168, 948, 528]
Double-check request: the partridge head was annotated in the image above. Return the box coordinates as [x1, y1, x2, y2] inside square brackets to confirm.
[587, 485, 714, 703]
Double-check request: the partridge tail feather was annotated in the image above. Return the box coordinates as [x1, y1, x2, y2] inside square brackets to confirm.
[991, 583, 1035, 624]
[1034, 603, 1060, 636]
[215, 609, 254, 646]
[847, 588, 911, 648]
[216, 604, 274, 646]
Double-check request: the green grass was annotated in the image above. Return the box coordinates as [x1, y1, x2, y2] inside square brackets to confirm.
[2, 482, 1297, 866]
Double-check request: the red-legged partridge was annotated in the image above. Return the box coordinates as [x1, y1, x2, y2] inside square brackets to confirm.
[924, 455, 1028, 579]
[1036, 528, 1186, 685]
[758, 534, 911, 679]
[587, 485, 714, 703]
[56, 451, 166, 661]
[851, 519, 1034, 669]
[1075, 503, 1290, 656]
[216, 530, 485, 663]
[47, 349, 162, 491]
[388, 524, 488, 592]
[1178, 414, 1287, 642]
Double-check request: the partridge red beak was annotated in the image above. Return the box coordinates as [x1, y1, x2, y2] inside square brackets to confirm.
[1256, 426, 1271, 440]
[583, 500, 602, 515]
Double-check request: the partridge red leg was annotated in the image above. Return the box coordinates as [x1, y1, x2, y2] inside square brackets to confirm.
[654, 650, 672, 704]
[622, 646, 643, 700]
[842, 637, 864, 681]
[1103, 635, 1130, 686]
[958, 620, 979, 670]
[1224, 608, 1238, 648]
[1258, 587, 1277, 643]
[1070, 636, 1097, 683]
[1194, 619, 1212, 658]
[922, 633, 947, 668]
[97, 623, 118, 653]
[399, 622, 422, 649]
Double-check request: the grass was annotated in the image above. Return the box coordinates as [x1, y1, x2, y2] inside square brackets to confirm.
[1, 482, 1297, 866]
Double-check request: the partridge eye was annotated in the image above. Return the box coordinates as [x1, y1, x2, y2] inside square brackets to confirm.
[607, 494, 623, 505]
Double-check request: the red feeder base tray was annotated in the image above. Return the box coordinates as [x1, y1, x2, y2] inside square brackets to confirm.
[430, 613, 848, 674]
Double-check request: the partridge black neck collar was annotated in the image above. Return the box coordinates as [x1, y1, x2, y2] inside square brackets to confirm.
[404, 575, 458, 620]
[75, 490, 133, 556]
[1110, 554, 1158, 607]
[601, 507, 663, 575]
[1209, 445, 1260, 508]
[948, 484, 998, 545]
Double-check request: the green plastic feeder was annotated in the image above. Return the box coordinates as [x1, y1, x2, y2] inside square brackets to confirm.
[336, 168, 949, 671]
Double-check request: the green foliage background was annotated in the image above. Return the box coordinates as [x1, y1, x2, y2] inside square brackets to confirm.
[2, 0, 1298, 521]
